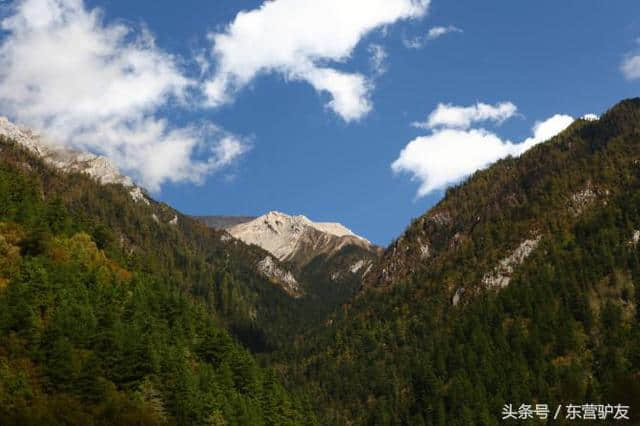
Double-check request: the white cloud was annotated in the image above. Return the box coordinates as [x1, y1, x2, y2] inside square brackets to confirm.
[393, 128, 513, 196]
[519, 114, 575, 152]
[621, 55, 640, 80]
[426, 25, 462, 40]
[393, 102, 574, 197]
[301, 67, 373, 121]
[203, 0, 430, 121]
[402, 37, 424, 49]
[403, 24, 462, 49]
[368, 43, 388, 76]
[412, 101, 518, 130]
[0, 0, 248, 191]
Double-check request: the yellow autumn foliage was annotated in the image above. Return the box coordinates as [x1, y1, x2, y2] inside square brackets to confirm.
[0, 226, 22, 285]
[49, 233, 132, 284]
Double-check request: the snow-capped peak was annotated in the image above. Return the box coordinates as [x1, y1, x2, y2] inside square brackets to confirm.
[227, 211, 374, 262]
[262, 211, 366, 240]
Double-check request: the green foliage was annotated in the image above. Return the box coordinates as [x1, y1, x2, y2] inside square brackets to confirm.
[0, 135, 333, 354]
[3, 98, 640, 425]
[283, 99, 640, 424]
[0, 158, 313, 425]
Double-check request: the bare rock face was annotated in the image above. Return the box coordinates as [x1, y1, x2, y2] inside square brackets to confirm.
[349, 260, 366, 274]
[452, 287, 465, 306]
[567, 182, 609, 217]
[481, 236, 542, 289]
[0, 117, 148, 204]
[227, 211, 378, 267]
[427, 210, 453, 227]
[418, 238, 431, 259]
[257, 256, 301, 298]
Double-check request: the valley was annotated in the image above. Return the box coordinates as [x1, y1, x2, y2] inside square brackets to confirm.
[1, 99, 639, 424]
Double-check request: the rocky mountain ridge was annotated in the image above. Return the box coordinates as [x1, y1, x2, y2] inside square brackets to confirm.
[0, 116, 148, 204]
[287, 98, 640, 425]
[360, 102, 633, 309]
[226, 211, 376, 264]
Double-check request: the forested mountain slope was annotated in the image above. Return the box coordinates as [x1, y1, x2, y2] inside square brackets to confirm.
[0, 144, 315, 424]
[0, 133, 357, 352]
[3, 98, 640, 425]
[284, 99, 640, 424]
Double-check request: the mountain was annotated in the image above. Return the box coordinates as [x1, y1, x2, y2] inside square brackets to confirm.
[0, 118, 329, 354]
[361, 101, 632, 300]
[0, 111, 379, 305]
[3, 99, 640, 425]
[0, 117, 374, 353]
[197, 211, 382, 299]
[0, 134, 314, 424]
[226, 211, 379, 267]
[0, 117, 149, 204]
[283, 99, 640, 424]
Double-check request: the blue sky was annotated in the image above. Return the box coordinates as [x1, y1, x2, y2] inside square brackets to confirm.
[1, 0, 640, 245]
